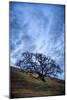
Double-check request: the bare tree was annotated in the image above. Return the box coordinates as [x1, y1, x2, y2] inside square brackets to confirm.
[16, 52, 63, 81]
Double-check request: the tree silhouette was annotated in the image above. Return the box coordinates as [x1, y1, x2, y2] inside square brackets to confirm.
[16, 52, 63, 81]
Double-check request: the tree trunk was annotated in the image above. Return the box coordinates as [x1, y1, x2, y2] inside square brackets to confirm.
[41, 75, 45, 82]
[44, 73, 47, 77]
[37, 72, 45, 82]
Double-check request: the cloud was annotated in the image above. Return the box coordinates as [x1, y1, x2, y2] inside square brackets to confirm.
[10, 2, 65, 79]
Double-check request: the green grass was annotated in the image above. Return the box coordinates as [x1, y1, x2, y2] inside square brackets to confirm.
[10, 67, 65, 98]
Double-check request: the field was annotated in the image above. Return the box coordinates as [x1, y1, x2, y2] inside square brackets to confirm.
[10, 67, 65, 98]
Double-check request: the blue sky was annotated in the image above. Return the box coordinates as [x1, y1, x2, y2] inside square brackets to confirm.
[10, 2, 65, 79]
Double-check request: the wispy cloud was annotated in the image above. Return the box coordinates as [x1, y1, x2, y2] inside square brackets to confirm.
[10, 2, 65, 79]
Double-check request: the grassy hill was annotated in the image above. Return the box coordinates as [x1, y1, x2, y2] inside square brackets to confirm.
[10, 67, 65, 98]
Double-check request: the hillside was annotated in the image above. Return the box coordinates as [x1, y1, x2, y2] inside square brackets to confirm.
[10, 67, 65, 98]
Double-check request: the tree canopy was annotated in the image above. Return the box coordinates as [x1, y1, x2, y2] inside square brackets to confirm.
[16, 52, 63, 81]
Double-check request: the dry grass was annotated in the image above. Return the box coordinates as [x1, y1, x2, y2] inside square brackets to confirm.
[10, 67, 65, 98]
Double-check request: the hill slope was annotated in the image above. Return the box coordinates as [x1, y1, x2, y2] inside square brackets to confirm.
[10, 67, 65, 98]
